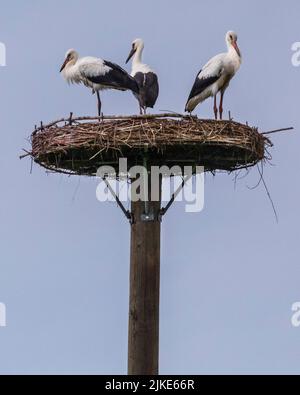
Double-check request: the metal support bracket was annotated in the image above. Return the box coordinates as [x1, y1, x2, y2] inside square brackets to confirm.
[159, 174, 192, 221]
[141, 209, 156, 222]
[103, 173, 192, 224]
[103, 178, 133, 224]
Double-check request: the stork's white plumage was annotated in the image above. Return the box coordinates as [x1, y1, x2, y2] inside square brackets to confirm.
[185, 31, 242, 119]
[60, 49, 139, 116]
[126, 39, 159, 115]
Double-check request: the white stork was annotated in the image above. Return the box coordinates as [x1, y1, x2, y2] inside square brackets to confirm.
[126, 39, 159, 115]
[60, 49, 139, 116]
[185, 31, 242, 119]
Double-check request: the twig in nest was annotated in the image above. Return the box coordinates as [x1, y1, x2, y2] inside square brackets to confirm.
[159, 109, 198, 119]
[69, 112, 73, 126]
[257, 165, 279, 223]
[19, 149, 31, 159]
[233, 167, 250, 189]
[247, 162, 264, 190]
[33, 113, 200, 132]
[263, 127, 294, 135]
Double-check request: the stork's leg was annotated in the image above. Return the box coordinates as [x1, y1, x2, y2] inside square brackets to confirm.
[139, 104, 143, 115]
[96, 91, 102, 117]
[143, 107, 147, 115]
[219, 91, 224, 120]
[213, 95, 218, 120]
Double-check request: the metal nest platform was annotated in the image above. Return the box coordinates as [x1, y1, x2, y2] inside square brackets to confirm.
[27, 113, 272, 176]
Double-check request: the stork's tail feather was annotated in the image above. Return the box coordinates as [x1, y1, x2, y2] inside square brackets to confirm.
[185, 100, 192, 113]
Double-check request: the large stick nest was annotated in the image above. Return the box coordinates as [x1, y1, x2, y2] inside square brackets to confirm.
[28, 114, 271, 176]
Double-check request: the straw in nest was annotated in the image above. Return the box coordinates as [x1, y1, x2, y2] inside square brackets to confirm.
[25, 114, 272, 177]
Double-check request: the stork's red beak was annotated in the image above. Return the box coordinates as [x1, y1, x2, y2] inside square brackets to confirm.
[232, 41, 241, 57]
[60, 58, 68, 72]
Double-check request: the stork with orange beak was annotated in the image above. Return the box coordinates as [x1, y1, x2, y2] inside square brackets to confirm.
[185, 31, 242, 119]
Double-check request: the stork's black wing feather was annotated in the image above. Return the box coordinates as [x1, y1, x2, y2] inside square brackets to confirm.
[87, 60, 139, 93]
[187, 70, 220, 102]
[134, 72, 159, 108]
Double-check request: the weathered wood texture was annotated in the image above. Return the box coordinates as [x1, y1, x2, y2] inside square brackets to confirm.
[128, 180, 162, 375]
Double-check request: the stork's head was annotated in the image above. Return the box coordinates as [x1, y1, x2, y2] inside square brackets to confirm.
[226, 31, 241, 57]
[126, 38, 144, 64]
[60, 49, 79, 72]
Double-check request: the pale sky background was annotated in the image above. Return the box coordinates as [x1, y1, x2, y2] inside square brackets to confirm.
[0, 0, 300, 375]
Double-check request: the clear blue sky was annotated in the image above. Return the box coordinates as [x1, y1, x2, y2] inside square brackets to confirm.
[0, 0, 300, 374]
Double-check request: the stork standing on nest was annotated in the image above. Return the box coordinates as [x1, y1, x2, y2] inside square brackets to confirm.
[185, 31, 242, 120]
[126, 39, 159, 115]
[60, 49, 139, 116]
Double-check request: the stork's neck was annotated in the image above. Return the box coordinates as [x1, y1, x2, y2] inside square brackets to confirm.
[63, 60, 80, 82]
[227, 43, 241, 61]
[132, 46, 144, 65]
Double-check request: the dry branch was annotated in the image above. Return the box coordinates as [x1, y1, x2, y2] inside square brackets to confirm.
[263, 127, 294, 136]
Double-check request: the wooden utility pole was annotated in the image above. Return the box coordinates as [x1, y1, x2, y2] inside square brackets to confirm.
[128, 176, 162, 375]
